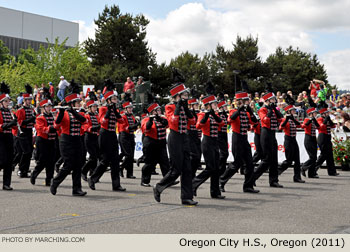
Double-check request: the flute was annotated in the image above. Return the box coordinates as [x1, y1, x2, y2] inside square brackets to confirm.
[54, 106, 81, 110]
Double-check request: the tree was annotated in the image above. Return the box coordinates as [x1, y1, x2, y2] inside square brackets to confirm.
[210, 36, 266, 95]
[265, 46, 328, 94]
[84, 5, 156, 80]
[0, 40, 11, 65]
[0, 39, 92, 96]
[169, 52, 210, 92]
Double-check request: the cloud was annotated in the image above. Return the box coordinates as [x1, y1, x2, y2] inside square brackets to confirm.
[75, 1, 350, 90]
[320, 49, 350, 90]
[75, 20, 97, 42]
[146, 1, 350, 89]
[146, 2, 315, 63]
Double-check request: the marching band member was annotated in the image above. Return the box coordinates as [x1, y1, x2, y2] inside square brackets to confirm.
[119, 99, 138, 179]
[88, 80, 126, 191]
[187, 98, 202, 178]
[0, 82, 17, 190]
[220, 91, 259, 193]
[253, 92, 284, 188]
[301, 108, 320, 178]
[140, 103, 170, 186]
[217, 99, 229, 176]
[31, 98, 56, 186]
[153, 81, 198, 205]
[16, 84, 36, 178]
[315, 108, 339, 176]
[50, 81, 87, 196]
[81, 93, 100, 181]
[193, 95, 225, 199]
[278, 105, 305, 183]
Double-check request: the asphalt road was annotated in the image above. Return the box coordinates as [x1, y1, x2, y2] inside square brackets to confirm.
[0, 163, 349, 234]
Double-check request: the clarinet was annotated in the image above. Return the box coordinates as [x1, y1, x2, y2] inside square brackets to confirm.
[9, 106, 23, 135]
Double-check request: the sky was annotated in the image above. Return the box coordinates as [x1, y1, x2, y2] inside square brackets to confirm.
[0, 0, 349, 90]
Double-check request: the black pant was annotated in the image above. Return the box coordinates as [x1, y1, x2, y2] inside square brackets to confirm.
[278, 135, 301, 180]
[52, 134, 83, 192]
[55, 156, 64, 171]
[253, 128, 279, 184]
[252, 133, 263, 163]
[155, 130, 193, 200]
[80, 135, 87, 169]
[218, 132, 229, 176]
[90, 129, 121, 189]
[18, 129, 33, 174]
[54, 136, 61, 166]
[315, 133, 337, 175]
[12, 136, 22, 169]
[188, 130, 202, 178]
[32, 137, 55, 184]
[141, 137, 170, 184]
[193, 135, 221, 197]
[81, 133, 99, 176]
[119, 132, 135, 177]
[220, 132, 255, 189]
[0, 133, 14, 187]
[302, 134, 318, 177]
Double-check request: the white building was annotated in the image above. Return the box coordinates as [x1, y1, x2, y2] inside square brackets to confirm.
[0, 6, 79, 55]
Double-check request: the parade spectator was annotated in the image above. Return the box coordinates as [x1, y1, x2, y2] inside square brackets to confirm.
[33, 84, 39, 102]
[17, 93, 23, 106]
[341, 112, 350, 132]
[309, 80, 321, 97]
[302, 91, 308, 99]
[254, 92, 260, 102]
[343, 101, 350, 114]
[49, 82, 54, 99]
[136, 76, 144, 86]
[57, 76, 70, 101]
[330, 89, 340, 103]
[123, 77, 135, 94]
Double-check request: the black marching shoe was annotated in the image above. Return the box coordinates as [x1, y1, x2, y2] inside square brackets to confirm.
[308, 174, 319, 178]
[50, 184, 57, 195]
[127, 175, 136, 179]
[87, 178, 95, 190]
[3, 185, 13, 191]
[329, 173, 339, 176]
[243, 187, 260, 193]
[72, 190, 87, 196]
[141, 182, 151, 187]
[151, 171, 159, 175]
[182, 199, 198, 205]
[211, 195, 225, 199]
[270, 182, 283, 188]
[113, 186, 126, 191]
[153, 186, 161, 202]
[293, 178, 305, 183]
[30, 174, 36, 185]
[81, 173, 88, 182]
